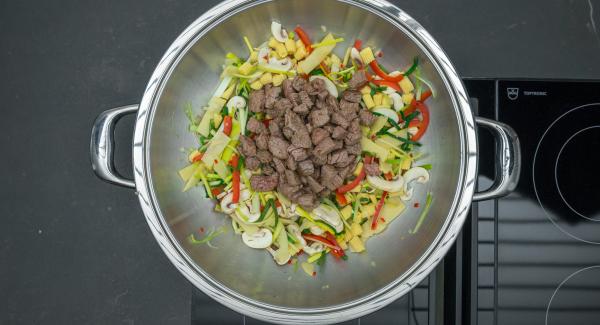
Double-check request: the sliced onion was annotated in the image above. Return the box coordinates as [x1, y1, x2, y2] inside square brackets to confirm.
[309, 75, 338, 97]
[373, 107, 399, 123]
[351, 47, 363, 65]
[367, 175, 405, 192]
[270, 21, 288, 43]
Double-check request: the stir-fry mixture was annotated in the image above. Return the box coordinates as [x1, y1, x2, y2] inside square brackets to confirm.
[179, 22, 434, 275]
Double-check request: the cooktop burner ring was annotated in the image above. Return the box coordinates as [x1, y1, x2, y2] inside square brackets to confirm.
[533, 103, 600, 244]
[545, 265, 600, 325]
[554, 125, 600, 222]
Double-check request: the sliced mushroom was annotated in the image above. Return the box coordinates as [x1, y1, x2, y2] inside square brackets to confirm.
[384, 88, 403, 111]
[237, 202, 260, 223]
[242, 228, 273, 249]
[270, 21, 288, 43]
[220, 189, 251, 214]
[303, 242, 325, 256]
[400, 166, 429, 201]
[309, 225, 325, 236]
[286, 224, 306, 247]
[311, 204, 344, 233]
[367, 175, 405, 193]
[226, 96, 246, 113]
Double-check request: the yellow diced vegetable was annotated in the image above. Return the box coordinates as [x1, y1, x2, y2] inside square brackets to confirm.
[259, 72, 273, 85]
[272, 74, 285, 86]
[249, 51, 258, 63]
[339, 240, 348, 250]
[360, 86, 370, 95]
[351, 223, 363, 236]
[340, 205, 353, 220]
[362, 94, 375, 109]
[353, 162, 363, 176]
[349, 236, 365, 253]
[250, 80, 263, 90]
[296, 39, 304, 49]
[361, 136, 389, 161]
[361, 203, 376, 218]
[285, 38, 296, 54]
[307, 252, 322, 263]
[268, 37, 278, 49]
[402, 92, 414, 105]
[381, 94, 392, 108]
[344, 230, 354, 242]
[373, 93, 383, 106]
[294, 45, 307, 60]
[301, 262, 315, 277]
[399, 77, 414, 94]
[238, 61, 254, 76]
[359, 47, 375, 65]
[401, 157, 412, 170]
[275, 43, 287, 58]
[374, 200, 406, 234]
[221, 84, 235, 100]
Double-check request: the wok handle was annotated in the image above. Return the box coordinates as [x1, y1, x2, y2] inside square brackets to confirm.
[90, 105, 138, 189]
[473, 117, 521, 201]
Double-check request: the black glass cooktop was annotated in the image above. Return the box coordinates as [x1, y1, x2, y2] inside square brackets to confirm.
[191, 79, 600, 325]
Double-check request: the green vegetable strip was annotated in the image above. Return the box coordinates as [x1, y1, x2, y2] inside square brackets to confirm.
[403, 57, 419, 76]
[410, 192, 433, 234]
[383, 131, 422, 146]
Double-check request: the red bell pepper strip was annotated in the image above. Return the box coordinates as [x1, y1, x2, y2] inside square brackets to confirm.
[403, 90, 433, 115]
[211, 186, 224, 197]
[230, 155, 240, 204]
[369, 60, 404, 82]
[410, 102, 430, 142]
[191, 152, 204, 163]
[420, 89, 432, 102]
[335, 192, 348, 206]
[302, 234, 338, 250]
[353, 39, 362, 50]
[384, 172, 393, 181]
[372, 79, 401, 92]
[294, 26, 312, 52]
[336, 156, 373, 194]
[325, 233, 346, 259]
[371, 191, 388, 230]
[222, 115, 232, 136]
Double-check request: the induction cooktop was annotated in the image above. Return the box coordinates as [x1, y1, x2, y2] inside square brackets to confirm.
[191, 79, 600, 325]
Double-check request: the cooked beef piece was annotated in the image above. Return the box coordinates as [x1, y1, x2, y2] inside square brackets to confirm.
[247, 117, 267, 134]
[268, 136, 289, 160]
[331, 126, 347, 139]
[311, 127, 330, 145]
[238, 135, 257, 157]
[339, 99, 359, 115]
[256, 150, 272, 163]
[297, 159, 315, 176]
[249, 88, 265, 113]
[333, 140, 344, 150]
[298, 90, 313, 107]
[300, 175, 308, 184]
[272, 157, 286, 173]
[262, 165, 276, 175]
[313, 137, 337, 159]
[306, 175, 325, 193]
[286, 156, 297, 170]
[292, 76, 307, 92]
[293, 103, 310, 114]
[325, 94, 339, 111]
[285, 169, 301, 186]
[364, 162, 381, 176]
[291, 131, 312, 149]
[284, 110, 312, 149]
[345, 118, 362, 145]
[265, 86, 281, 109]
[328, 149, 354, 168]
[310, 77, 325, 91]
[282, 78, 295, 99]
[331, 112, 350, 128]
[323, 124, 335, 134]
[309, 109, 330, 128]
[306, 123, 313, 133]
[346, 142, 362, 155]
[321, 164, 344, 191]
[304, 80, 319, 96]
[288, 145, 309, 161]
[285, 109, 304, 131]
[315, 99, 326, 110]
[312, 153, 327, 166]
[274, 98, 293, 114]
[289, 92, 301, 106]
[319, 189, 331, 198]
[348, 70, 368, 89]
[312, 167, 321, 179]
[282, 126, 294, 139]
[268, 119, 283, 137]
[342, 90, 362, 103]
[255, 132, 269, 150]
[250, 174, 278, 192]
[359, 109, 376, 126]
[278, 181, 302, 201]
[337, 164, 354, 180]
[245, 156, 260, 170]
[317, 90, 329, 101]
[296, 191, 318, 210]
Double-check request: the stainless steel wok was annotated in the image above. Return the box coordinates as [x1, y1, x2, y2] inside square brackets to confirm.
[90, 0, 521, 323]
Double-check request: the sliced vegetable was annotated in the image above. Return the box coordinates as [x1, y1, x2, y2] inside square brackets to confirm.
[371, 191, 388, 230]
[242, 228, 273, 249]
[410, 192, 433, 234]
[297, 33, 336, 74]
[308, 75, 338, 97]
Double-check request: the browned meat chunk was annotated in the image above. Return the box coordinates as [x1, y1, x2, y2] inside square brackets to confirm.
[286, 156, 297, 170]
[296, 191, 318, 210]
[293, 103, 310, 114]
[348, 70, 368, 89]
[310, 78, 325, 91]
[249, 88, 265, 113]
[298, 90, 313, 107]
[342, 90, 362, 103]
[339, 99, 359, 115]
[247, 117, 267, 134]
[292, 76, 307, 91]
[288, 145, 309, 161]
[272, 157, 286, 173]
[245, 156, 260, 170]
[282, 78, 295, 99]
[311, 127, 330, 145]
[297, 160, 315, 176]
[265, 86, 281, 109]
[325, 95, 339, 111]
[268, 119, 283, 137]
[364, 162, 381, 176]
[346, 142, 362, 155]
[250, 174, 278, 192]
[256, 150, 272, 163]
[313, 137, 337, 159]
[285, 169, 300, 186]
[359, 109, 376, 126]
[268, 136, 289, 160]
[238, 135, 256, 157]
[309, 109, 330, 128]
[306, 176, 324, 193]
[331, 112, 350, 128]
[331, 126, 347, 140]
[328, 149, 354, 168]
[262, 165, 276, 175]
[255, 132, 269, 150]
[321, 165, 344, 191]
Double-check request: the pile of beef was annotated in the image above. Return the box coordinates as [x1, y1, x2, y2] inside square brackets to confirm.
[237, 71, 376, 210]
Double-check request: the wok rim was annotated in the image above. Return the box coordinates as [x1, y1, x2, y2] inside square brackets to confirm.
[132, 0, 477, 323]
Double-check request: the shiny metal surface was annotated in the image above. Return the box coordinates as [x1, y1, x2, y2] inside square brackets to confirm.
[472, 117, 521, 201]
[90, 104, 137, 188]
[90, 0, 518, 323]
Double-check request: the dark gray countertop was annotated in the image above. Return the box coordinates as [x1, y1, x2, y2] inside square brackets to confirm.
[2, 0, 599, 324]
